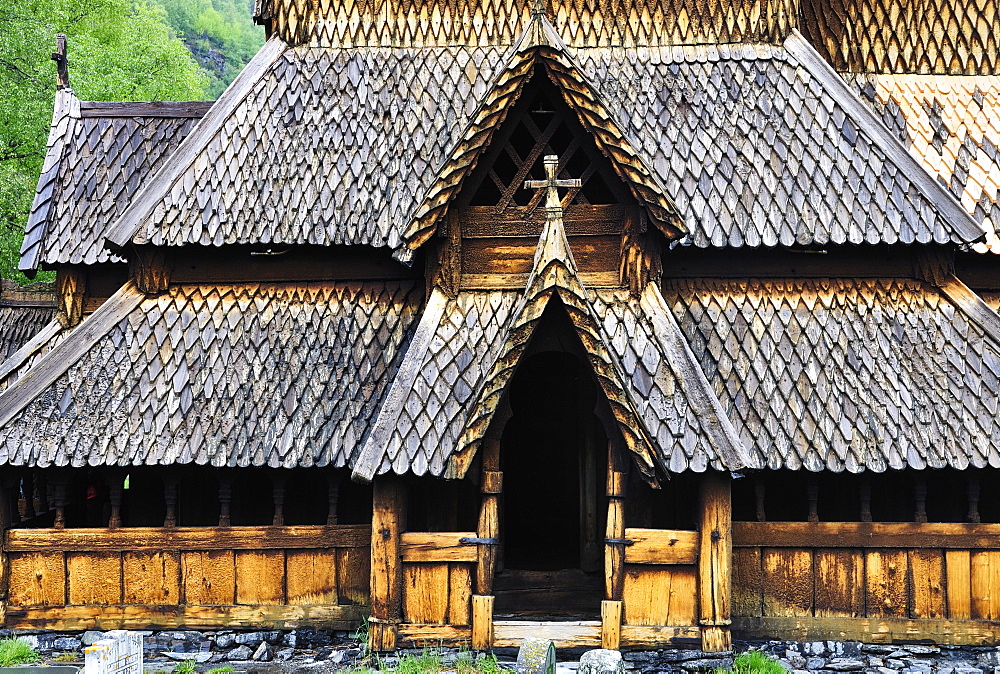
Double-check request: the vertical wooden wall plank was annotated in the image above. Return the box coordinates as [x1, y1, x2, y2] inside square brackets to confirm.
[865, 549, 909, 618]
[762, 549, 813, 617]
[971, 550, 1000, 620]
[67, 552, 122, 605]
[946, 549, 972, 620]
[122, 551, 181, 605]
[8, 552, 65, 606]
[181, 550, 235, 605]
[402, 563, 449, 624]
[447, 563, 472, 626]
[235, 550, 284, 605]
[287, 549, 338, 605]
[909, 549, 946, 618]
[814, 549, 863, 617]
[732, 547, 763, 618]
[336, 546, 371, 606]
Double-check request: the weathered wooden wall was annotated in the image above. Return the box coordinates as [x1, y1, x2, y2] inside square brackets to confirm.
[4, 526, 370, 630]
[733, 523, 1000, 644]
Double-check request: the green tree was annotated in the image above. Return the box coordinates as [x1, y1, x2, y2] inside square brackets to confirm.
[0, 0, 208, 283]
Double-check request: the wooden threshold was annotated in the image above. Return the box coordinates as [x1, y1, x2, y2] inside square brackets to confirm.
[492, 620, 602, 648]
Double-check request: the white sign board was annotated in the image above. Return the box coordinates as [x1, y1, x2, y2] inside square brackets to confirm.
[84, 631, 143, 674]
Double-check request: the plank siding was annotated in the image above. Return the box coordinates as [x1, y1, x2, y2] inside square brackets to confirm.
[4, 526, 371, 630]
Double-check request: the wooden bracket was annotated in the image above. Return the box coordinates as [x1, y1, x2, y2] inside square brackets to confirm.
[130, 247, 171, 295]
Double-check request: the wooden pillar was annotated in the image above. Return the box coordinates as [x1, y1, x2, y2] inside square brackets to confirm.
[476, 436, 501, 596]
[370, 475, 406, 652]
[218, 474, 232, 527]
[601, 599, 622, 650]
[605, 443, 626, 601]
[471, 594, 494, 651]
[50, 474, 69, 530]
[0, 471, 11, 625]
[108, 472, 124, 529]
[698, 471, 732, 653]
[968, 475, 981, 524]
[327, 472, 341, 525]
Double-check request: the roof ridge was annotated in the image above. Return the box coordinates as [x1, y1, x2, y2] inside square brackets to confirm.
[19, 88, 80, 275]
[0, 282, 144, 429]
[103, 35, 289, 251]
[784, 29, 987, 246]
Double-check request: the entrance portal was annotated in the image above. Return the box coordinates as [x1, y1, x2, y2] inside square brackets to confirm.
[496, 350, 607, 617]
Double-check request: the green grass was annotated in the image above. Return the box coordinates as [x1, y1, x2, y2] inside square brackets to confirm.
[172, 659, 198, 674]
[714, 650, 786, 674]
[207, 667, 235, 674]
[0, 638, 39, 667]
[51, 652, 81, 662]
[349, 647, 505, 673]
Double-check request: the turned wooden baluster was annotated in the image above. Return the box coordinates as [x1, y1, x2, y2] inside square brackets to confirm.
[967, 475, 981, 524]
[807, 477, 819, 523]
[163, 475, 178, 528]
[218, 474, 232, 527]
[860, 477, 872, 522]
[914, 475, 927, 523]
[108, 471, 125, 529]
[50, 475, 68, 530]
[21, 473, 35, 520]
[754, 477, 766, 522]
[272, 473, 286, 526]
[327, 473, 341, 526]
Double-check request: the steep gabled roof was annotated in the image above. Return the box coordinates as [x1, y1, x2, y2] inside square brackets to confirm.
[666, 274, 1000, 472]
[353, 174, 753, 481]
[20, 90, 207, 274]
[0, 281, 421, 468]
[99, 22, 984, 263]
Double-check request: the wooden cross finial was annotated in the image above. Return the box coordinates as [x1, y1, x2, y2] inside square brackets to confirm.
[52, 34, 69, 90]
[524, 155, 581, 212]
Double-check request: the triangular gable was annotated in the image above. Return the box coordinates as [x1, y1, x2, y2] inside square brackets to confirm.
[355, 167, 754, 481]
[401, 11, 683, 258]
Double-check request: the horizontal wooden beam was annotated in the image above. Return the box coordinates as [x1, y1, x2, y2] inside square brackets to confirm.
[79, 101, 213, 118]
[620, 624, 702, 647]
[400, 532, 479, 563]
[492, 620, 602, 649]
[624, 528, 698, 565]
[5, 603, 366, 631]
[397, 624, 472, 646]
[461, 271, 621, 290]
[461, 204, 626, 237]
[6, 525, 371, 552]
[732, 616, 1000, 646]
[733, 522, 1000, 549]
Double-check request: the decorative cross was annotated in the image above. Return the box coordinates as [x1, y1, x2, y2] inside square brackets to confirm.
[524, 155, 582, 212]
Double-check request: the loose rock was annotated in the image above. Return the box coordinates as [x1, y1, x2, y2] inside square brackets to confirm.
[578, 649, 624, 674]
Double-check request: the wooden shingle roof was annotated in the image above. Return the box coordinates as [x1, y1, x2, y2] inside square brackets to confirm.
[0, 282, 420, 468]
[665, 276, 1000, 472]
[20, 93, 206, 273]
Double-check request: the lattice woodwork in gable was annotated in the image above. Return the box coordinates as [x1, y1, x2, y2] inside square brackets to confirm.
[447, 71, 649, 291]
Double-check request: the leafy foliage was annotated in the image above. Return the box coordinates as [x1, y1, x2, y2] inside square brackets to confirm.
[0, 637, 39, 667]
[0, 0, 209, 283]
[147, 0, 264, 98]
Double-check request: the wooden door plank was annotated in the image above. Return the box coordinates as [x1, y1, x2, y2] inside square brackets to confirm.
[447, 564, 472, 626]
[403, 563, 449, 624]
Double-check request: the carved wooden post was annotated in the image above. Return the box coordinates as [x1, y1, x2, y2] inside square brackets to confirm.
[807, 477, 819, 523]
[163, 475, 178, 528]
[272, 472, 286, 526]
[860, 477, 872, 523]
[603, 442, 626, 650]
[472, 403, 505, 651]
[370, 476, 406, 652]
[327, 472, 341, 525]
[699, 471, 732, 653]
[108, 471, 124, 529]
[968, 475, 981, 524]
[50, 474, 69, 530]
[218, 474, 232, 527]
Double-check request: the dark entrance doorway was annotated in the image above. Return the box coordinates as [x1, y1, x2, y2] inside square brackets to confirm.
[495, 349, 608, 617]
